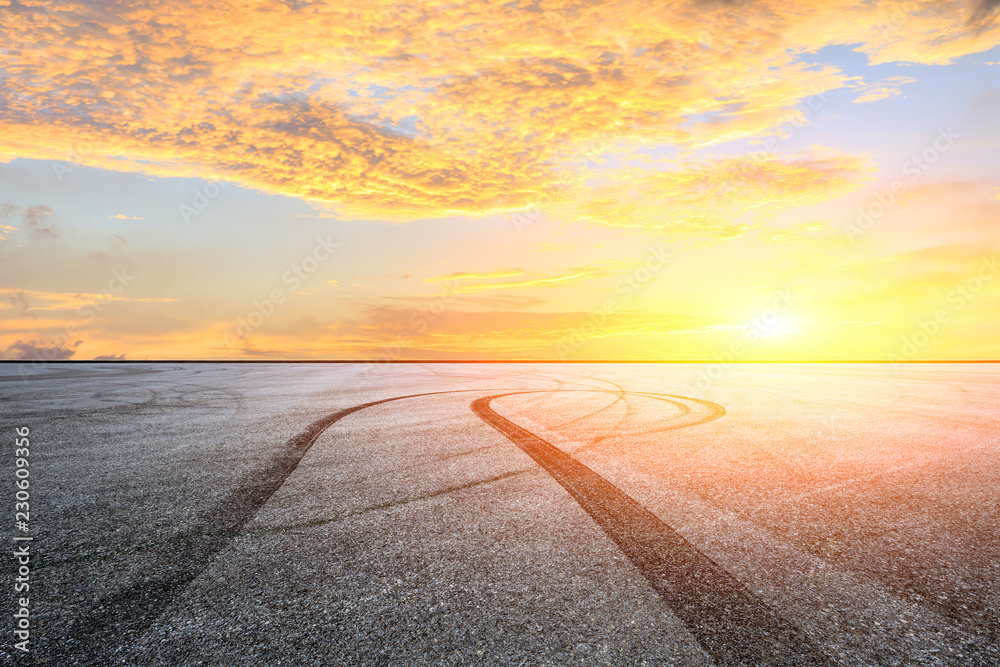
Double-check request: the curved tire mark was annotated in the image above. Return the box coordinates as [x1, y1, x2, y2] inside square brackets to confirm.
[56, 390, 480, 657]
[473, 392, 831, 666]
[62, 385, 821, 666]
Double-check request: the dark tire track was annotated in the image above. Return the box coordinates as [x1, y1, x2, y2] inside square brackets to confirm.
[53, 390, 474, 660]
[473, 393, 831, 667]
[57, 386, 821, 666]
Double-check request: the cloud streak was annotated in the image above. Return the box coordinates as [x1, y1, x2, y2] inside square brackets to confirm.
[564, 149, 873, 237]
[1, 339, 79, 361]
[426, 264, 626, 293]
[0, 288, 176, 311]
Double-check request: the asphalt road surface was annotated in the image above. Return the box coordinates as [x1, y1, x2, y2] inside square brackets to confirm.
[2, 362, 998, 665]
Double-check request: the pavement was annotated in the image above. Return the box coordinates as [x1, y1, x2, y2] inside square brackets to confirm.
[1, 362, 998, 665]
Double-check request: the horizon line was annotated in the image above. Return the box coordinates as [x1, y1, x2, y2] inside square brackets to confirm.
[2, 359, 1000, 364]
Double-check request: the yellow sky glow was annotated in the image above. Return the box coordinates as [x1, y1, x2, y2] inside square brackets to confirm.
[1, 0, 999, 360]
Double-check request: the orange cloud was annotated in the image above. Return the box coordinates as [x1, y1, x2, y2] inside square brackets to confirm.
[452, 272, 590, 293]
[564, 148, 873, 237]
[2, 0, 995, 222]
[426, 266, 617, 293]
[758, 221, 831, 244]
[0, 288, 177, 312]
[328, 304, 720, 359]
[426, 269, 525, 283]
[851, 76, 917, 104]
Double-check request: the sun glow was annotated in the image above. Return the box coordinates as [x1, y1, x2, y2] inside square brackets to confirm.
[756, 316, 807, 339]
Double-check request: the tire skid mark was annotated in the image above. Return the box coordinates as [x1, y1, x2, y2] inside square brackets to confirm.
[553, 391, 624, 429]
[474, 393, 831, 667]
[56, 390, 480, 657]
[61, 385, 822, 666]
[591, 398, 690, 445]
[248, 467, 540, 537]
[537, 374, 631, 436]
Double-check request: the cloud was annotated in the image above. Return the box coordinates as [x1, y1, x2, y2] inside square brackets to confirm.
[564, 148, 872, 236]
[0, 288, 177, 312]
[360, 293, 547, 310]
[2, 205, 59, 239]
[1, 339, 80, 360]
[452, 272, 591, 293]
[758, 221, 830, 244]
[24, 205, 58, 239]
[331, 302, 726, 358]
[0, 204, 19, 241]
[426, 264, 623, 293]
[851, 88, 903, 105]
[1, 204, 59, 239]
[427, 269, 525, 283]
[4, 290, 34, 317]
[0, 1, 995, 221]
[110, 214, 144, 220]
[93, 353, 127, 360]
[851, 76, 917, 104]
[970, 0, 1000, 28]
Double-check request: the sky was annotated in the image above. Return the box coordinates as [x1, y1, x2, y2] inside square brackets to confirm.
[0, 0, 998, 361]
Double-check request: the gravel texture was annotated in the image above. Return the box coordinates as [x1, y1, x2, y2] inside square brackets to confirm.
[1, 362, 998, 665]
